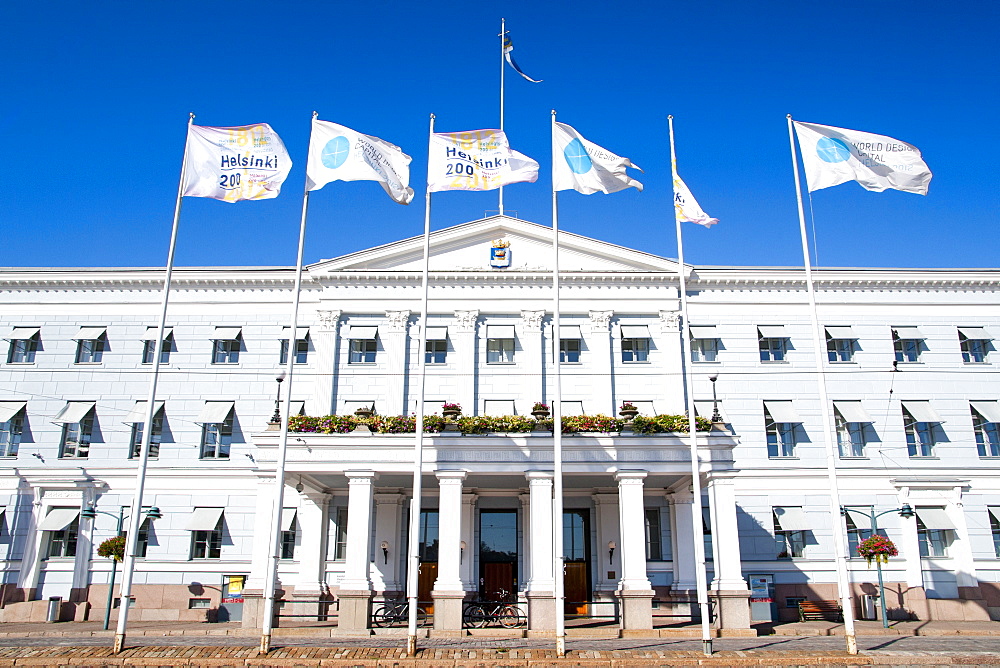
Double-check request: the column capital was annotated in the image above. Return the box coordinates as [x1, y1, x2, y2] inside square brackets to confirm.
[316, 309, 342, 332]
[521, 309, 545, 332]
[374, 493, 403, 505]
[384, 310, 411, 333]
[345, 470, 378, 485]
[525, 470, 554, 484]
[453, 309, 480, 332]
[589, 310, 614, 331]
[659, 310, 680, 333]
[435, 470, 468, 484]
[614, 470, 648, 484]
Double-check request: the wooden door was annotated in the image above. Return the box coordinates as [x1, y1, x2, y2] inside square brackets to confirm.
[564, 562, 588, 615]
[482, 562, 514, 601]
[417, 562, 437, 614]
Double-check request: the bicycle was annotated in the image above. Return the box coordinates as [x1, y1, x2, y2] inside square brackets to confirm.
[371, 598, 429, 627]
[463, 589, 525, 628]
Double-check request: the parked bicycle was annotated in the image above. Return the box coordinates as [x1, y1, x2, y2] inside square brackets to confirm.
[371, 598, 429, 627]
[463, 589, 525, 628]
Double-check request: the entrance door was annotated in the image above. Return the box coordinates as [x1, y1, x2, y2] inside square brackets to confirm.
[417, 562, 438, 614]
[417, 510, 439, 614]
[482, 562, 514, 601]
[479, 510, 518, 601]
[563, 510, 590, 615]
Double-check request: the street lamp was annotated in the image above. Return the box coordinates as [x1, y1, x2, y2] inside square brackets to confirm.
[708, 374, 722, 423]
[81, 505, 163, 630]
[269, 371, 287, 425]
[841, 503, 913, 628]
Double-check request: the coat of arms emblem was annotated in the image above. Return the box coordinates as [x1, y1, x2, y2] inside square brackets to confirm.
[490, 239, 511, 268]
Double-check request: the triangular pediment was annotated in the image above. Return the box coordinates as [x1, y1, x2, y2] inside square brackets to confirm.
[310, 216, 680, 273]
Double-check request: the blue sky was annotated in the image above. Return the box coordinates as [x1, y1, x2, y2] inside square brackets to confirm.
[5, 1, 998, 269]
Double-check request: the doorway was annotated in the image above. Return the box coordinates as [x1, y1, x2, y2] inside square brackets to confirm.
[479, 510, 518, 601]
[563, 509, 591, 615]
[417, 509, 438, 614]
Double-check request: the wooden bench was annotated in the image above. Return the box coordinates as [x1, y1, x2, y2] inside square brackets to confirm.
[798, 599, 843, 622]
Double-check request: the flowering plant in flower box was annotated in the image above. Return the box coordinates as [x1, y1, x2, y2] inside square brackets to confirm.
[857, 535, 898, 565]
[441, 402, 462, 412]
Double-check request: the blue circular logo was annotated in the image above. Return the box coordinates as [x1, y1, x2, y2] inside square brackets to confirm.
[563, 138, 592, 174]
[321, 136, 350, 169]
[816, 137, 852, 163]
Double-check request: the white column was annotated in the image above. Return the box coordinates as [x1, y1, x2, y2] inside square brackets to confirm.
[524, 472, 555, 593]
[946, 495, 981, 591]
[433, 471, 467, 592]
[615, 471, 652, 591]
[294, 490, 330, 595]
[706, 477, 748, 591]
[371, 493, 403, 592]
[453, 310, 479, 413]
[339, 471, 377, 591]
[313, 309, 341, 415]
[589, 311, 614, 414]
[521, 310, 545, 404]
[670, 491, 698, 591]
[383, 310, 411, 416]
[594, 493, 620, 591]
[460, 492, 477, 589]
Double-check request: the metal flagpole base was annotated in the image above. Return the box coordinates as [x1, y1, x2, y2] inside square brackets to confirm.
[556, 635, 565, 657]
[406, 633, 416, 657]
[846, 633, 858, 655]
[113, 633, 125, 654]
[702, 639, 713, 656]
[260, 633, 271, 655]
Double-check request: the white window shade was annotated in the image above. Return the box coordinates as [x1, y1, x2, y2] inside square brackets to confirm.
[773, 507, 811, 531]
[195, 401, 234, 424]
[38, 508, 81, 531]
[989, 507, 1000, 523]
[757, 325, 786, 338]
[288, 401, 305, 416]
[620, 325, 650, 338]
[834, 401, 872, 423]
[902, 400, 942, 423]
[487, 325, 516, 338]
[7, 327, 39, 340]
[51, 401, 95, 424]
[185, 507, 224, 531]
[694, 401, 725, 421]
[142, 327, 173, 341]
[281, 326, 309, 339]
[347, 326, 378, 339]
[893, 326, 925, 339]
[972, 401, 1000, 423]
[213, 326, 242, 340]
[844, 508, 873, 530]
[73, 326, 106, 340]
[825, 326, 855, 339]
[280, 508, 297, 531]
[559, 325, 582, 339]
[764, 400, 801, 423]
[560, 400, 584, 415]
[916, 507, 954, 530]
[688, 325, 717, 338]
[122, 400, 165, 424]
[958, 326, 990, 339]
[425, 326, 448, 341]
[0, 401, 27, 423]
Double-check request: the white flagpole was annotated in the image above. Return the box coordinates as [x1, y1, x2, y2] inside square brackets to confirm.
[550, 109, 566, 658]
[405, 113, 435, 656]
[668, 116, 714, 656]
[498, 18, 506, 217]
[113, 112, 194, 654]
[787, 114, 858, 656]
[258, 110, 317, 655]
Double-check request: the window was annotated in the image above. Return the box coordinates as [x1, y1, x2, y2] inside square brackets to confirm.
[334, 507, 348, 560]
[702, 505, 713, 561]
[959, 327, 991, 363]
[280, 508, 297, 559]
[130, 417, 163, 459]
[61, 418, 93, 459]
[141, 327, 172, 364]
[620, 325, 650, 363]
[196, 402, 234, 459]
[486, 325, 516, 364]
[349, 339, 376, 364]
[786, 596, 807, 609]
[187, 508, 224, 559]
[47, 517, 80, 558]
[7, 328, 39, 363]
[758, 326, 787, 362]
[212, 339, 240, 364]
[902, 401, 941, 458]
[915, 507, 953, 558]
[189, 598, 211, 609]
[560, 339, 581, 363]
[834, 401, 871, 458]
[689, 326, 718, 362]
[892, 326, 924, 363]
[972, 402, 1000, 457]
[0, 402, 25, 457]
[825, 326, 856, 362]
[74, 326, 107, 364]
[773, 507, 808, 559]
[988, 507, 1000, 558]
[135, 518, 151, 558]
[843, 506, 885, 555]
[645, 508, 662, 560]
[764, 401, 800, 458]
[280, 339, 308, 365]
[425, 340, 447, 364]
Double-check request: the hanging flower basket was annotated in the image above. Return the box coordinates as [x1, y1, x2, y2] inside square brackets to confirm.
[97, 535, 126, 562]
[857, 535, 898, 566]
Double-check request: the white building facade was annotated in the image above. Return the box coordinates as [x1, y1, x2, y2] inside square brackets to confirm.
[0, 216, 997, 630]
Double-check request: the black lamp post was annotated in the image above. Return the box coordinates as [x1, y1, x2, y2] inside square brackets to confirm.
[841, 503, 913, 628]
[708, 374, 722, 423]
[269, 371, 286, 425]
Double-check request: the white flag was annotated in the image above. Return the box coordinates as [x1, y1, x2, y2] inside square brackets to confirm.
[673, 173, 718, 227]
[182, 124, 292, 202]
[427, 129, 538, 192]
[793, 121, 932, 195]
[306, 120, 414, 205]
[552, 122, 643, 194]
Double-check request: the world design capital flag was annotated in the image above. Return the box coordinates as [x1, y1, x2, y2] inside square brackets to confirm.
[306, 120, 414, 205]
[427, 130, 539, 192]
[673, 172, 718, 227]
[552, 122, 643, 195]
[793, 121, 932, 195]
[182, 124, 292, 202]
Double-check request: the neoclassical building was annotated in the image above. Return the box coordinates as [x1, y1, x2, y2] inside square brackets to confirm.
[0, 215, 997, 632]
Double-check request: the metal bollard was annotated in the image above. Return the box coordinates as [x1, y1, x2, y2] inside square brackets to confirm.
[46, 596, 62, 623]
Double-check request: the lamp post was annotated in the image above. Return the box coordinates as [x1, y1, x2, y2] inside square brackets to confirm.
[269, 371, 286, 425]
[81, 505, 162, 630]
[841, 503, 913, 628]
[708, 375, 722, 423]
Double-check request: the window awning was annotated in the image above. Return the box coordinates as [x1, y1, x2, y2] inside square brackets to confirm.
[844, 508, 873, 530]
[902, 400, 942, 423]
[694, 401, 725, 422]
[757, 325, 786, 338]
[142, 327, 173, 341]
[346, 325, 378, 339]
[213, 326, 242, 340]
[971, 401, 1000, 423]
[281, 326, 310, 339]
[893, 326, 925, 339]
[559, 325, 582, 339]
[73, 326, 106, 340]
[51, 401, 95, 424]
[38, 508, 80, 531]
[185, 507, 224, 531]
[122, 400, 165, 424]
[486, 325, 516, 338]
[916, 507, 954, 530]
[688, 325, 717, 338]
[0, 401, 27, 423]
[988, 507, 1000, 523]
[958, 326, 991, 340]
[620, 325, 650, 338]
[484, 400, 516, 416]
[825, 326, 855, 339]
[7, 327, 39, 340]
[764, 400, 800, 423]
[834, 401, 872, 423]
[0, 507, 5, 522]
[280, 508, 297, 531]
[194, 401, 234, 424]
[425, 326, 448, 341]
[624, 400, 655, 416]
[288, 401, 305, 416]
[773, 507, 811, 531]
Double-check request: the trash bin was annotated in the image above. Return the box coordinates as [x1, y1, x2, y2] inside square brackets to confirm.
[860, 594, 877, 621]
[46, 596, 62, 623]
